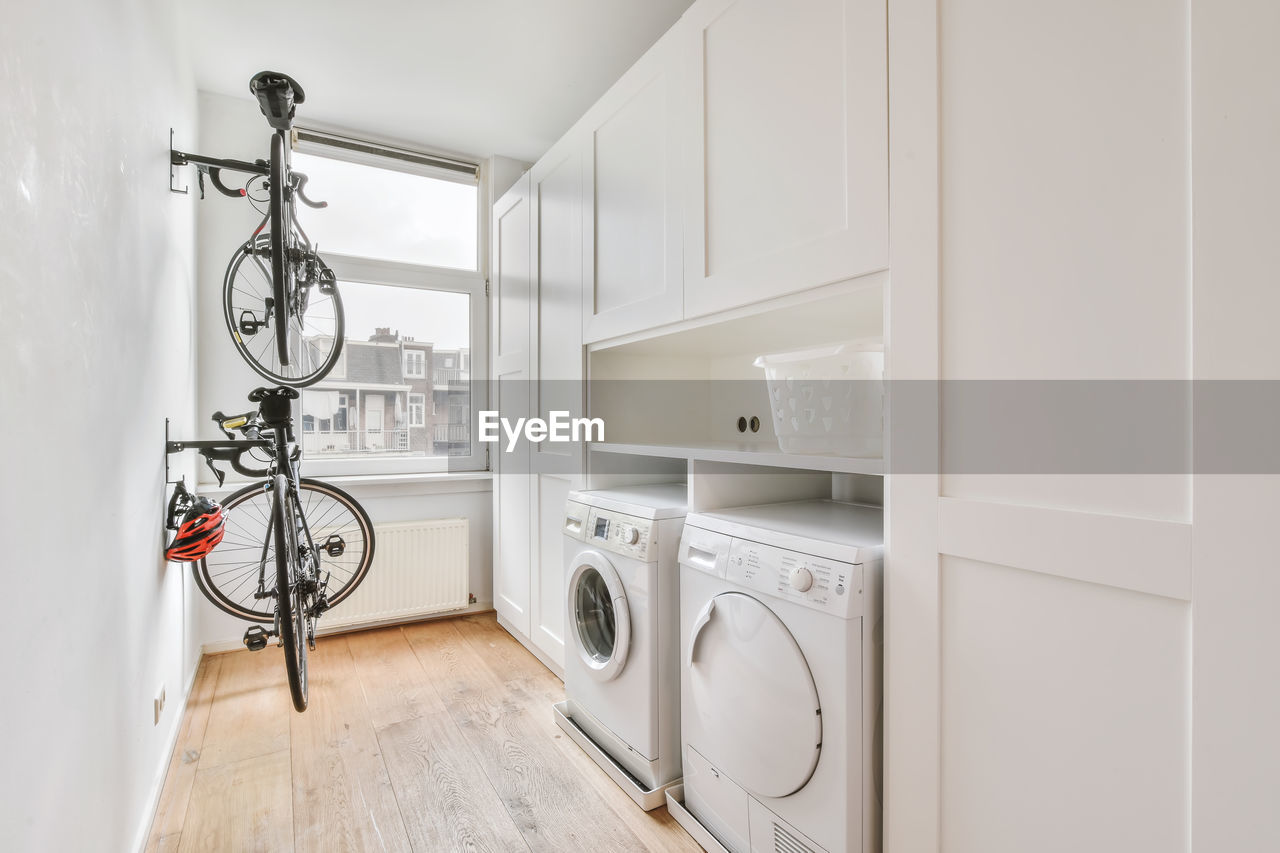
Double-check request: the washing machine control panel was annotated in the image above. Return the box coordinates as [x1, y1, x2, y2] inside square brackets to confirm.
[587, 509, 654, 560]
[726, 539, 862, 617]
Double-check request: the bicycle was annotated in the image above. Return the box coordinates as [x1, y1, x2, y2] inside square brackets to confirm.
[171, 385, 376, 711]
[171, 71, 345, 387]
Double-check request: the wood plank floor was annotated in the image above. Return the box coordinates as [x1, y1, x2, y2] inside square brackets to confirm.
[145, 613, 700, 852]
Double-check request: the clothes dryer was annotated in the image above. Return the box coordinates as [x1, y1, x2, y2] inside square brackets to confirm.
[677, 500, 883, 853]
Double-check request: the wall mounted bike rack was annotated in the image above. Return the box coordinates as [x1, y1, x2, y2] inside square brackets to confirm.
[169, 129, 188, 194]
[164, 418, 272, 528]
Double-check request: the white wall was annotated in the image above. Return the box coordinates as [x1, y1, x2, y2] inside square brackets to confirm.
[191, 91, 494, 650]
[0, 2, 198, 851]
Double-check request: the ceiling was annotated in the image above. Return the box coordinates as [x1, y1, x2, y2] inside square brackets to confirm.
[179, 0, 694, 164]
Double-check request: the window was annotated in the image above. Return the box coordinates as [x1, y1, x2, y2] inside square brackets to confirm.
[404, 349, 425, 377]
[291, 132, 487, 475]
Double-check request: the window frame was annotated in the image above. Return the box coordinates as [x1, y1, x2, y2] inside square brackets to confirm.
[403, 349, 426, 378]
[408, 392, 426, 428]
[289, 133, 488, 476]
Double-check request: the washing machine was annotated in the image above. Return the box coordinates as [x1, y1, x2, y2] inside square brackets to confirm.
[556, 483, 689, 809]
[675, 500, 883, 853]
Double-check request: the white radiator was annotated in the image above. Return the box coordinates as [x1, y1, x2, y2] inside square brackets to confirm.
[322, 518, 470, 630]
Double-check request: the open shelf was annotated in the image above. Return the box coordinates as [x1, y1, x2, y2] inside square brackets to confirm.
[590, 441, 885, 476]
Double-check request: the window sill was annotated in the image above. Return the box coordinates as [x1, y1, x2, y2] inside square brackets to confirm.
[199, 469, 492, 499]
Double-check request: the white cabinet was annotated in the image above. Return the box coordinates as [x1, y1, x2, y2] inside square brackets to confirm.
[681, 0, 888, 318]
[527, 136, 587, 669]
[490, 175, 533, 637]
[581, 27, 684, 343]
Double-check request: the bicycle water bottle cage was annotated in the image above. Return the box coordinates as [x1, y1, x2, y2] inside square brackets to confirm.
[249, 70, 305, 131]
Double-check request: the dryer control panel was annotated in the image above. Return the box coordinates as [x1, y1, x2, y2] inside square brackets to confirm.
[586, 508, 655, 561]
[726, 538, 862, 618]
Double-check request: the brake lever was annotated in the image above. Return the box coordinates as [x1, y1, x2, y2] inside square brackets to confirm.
[199, 451, 226, 488]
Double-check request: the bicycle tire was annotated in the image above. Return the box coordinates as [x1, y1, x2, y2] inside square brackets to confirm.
[222, 235, 345, 387]
[273, 474, 308, 711]
[269, 131, 292, 370]
[193, 478, 376, 623]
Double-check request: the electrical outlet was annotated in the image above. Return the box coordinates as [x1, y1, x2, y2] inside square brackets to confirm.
[154, 685, 166, 726]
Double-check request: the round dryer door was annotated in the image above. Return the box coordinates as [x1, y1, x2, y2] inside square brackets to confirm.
[567, 551, 631, 682]
[686, 592, 821, 799]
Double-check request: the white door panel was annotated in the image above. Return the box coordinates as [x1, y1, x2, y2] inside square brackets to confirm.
[582, 27, 683, 341]
[532, 473, 573, 668]
[683, 0, 888, 317]
[886, 1, 1197, 850]
[941, 557, 1189, 853]
[491, 175, 533, 635]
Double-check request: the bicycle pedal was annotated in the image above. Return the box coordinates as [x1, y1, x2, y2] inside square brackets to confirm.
[243, 625, 270, 652]
[238, 310, 263, 336]
[322, 534, 345, 557]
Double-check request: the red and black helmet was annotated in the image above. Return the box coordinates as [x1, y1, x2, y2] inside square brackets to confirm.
[165, 496, 226, 562]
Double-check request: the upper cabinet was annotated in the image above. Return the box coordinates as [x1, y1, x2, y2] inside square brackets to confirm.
[681, 0, 888, 318]
[581, 28, 685, 343]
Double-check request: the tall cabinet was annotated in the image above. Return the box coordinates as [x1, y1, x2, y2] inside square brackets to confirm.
[490, 137, 586, 674]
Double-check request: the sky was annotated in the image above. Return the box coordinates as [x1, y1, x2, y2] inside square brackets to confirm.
[339, 281, 470, 349]
[292, 151, 478, 270]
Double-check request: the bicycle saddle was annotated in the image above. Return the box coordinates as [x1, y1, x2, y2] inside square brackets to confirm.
[249, 70, 305, 131]
[250, 386, 298, 426]
[248, 386, 300, 402]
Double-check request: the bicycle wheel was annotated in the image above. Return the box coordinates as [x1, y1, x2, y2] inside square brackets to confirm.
[193, 478, 376, 623]
[269, 131, 292, 370]
[273, 474, 308, 711]
[222, 234, 345, 386]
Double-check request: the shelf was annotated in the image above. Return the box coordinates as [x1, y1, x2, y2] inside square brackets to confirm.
[590, 441, 885, 475]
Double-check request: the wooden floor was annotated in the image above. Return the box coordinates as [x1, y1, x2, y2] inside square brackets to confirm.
[146, 613, 699, 852]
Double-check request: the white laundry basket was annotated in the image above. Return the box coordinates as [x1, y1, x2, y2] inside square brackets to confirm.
[754, 339, 884, 458]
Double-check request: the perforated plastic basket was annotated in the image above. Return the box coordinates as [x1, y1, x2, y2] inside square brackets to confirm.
[753, 339, 884, 458]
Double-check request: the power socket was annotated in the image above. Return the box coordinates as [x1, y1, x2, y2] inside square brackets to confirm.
[154, 685, 166, 726]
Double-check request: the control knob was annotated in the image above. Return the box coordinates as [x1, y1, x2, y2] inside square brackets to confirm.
[789, 567, 814, 592]
[621, 525, 640, 545]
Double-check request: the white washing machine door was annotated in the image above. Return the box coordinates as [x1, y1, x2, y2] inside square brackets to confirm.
[687, 592, 821, 799]
[567, 550, 631, 682]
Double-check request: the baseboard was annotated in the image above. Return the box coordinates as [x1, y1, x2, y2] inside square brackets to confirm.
[495, 612, 565, 681]
[130, 658, 201, 853]
[199, 601, 497, 655]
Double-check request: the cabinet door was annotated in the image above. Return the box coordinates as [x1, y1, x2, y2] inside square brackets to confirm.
[528, 137, 586, 669]
[531, 135, 585, 477]
[490, 174, 533, 636]
[682, 0, 888, 318]
[582, 28, 684, 343]
[531, 473, 574, 670]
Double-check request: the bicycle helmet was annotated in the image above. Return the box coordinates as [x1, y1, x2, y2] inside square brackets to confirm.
[165, 496, 226, 562]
